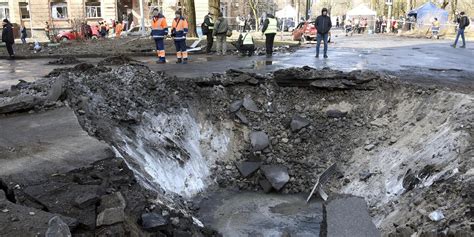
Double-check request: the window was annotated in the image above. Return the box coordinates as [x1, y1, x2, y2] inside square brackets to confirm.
[19, 3, 30, 19]
[0, 3, 9, 20]
[86, 2, 101, 18]
[51, 3, 68, 19]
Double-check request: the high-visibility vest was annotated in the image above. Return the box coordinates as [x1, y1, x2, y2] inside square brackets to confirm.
[208, 18, 214, 30]
[264, 18, 277, 34]
[242, 33, 253, 45]
[151, 17, 168, 38]
[172, 17, 189, 40]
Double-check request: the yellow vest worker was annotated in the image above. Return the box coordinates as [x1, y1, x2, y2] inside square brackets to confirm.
[262, 14, 278, 57]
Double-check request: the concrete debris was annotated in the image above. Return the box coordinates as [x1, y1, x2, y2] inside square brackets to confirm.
[261, 165, 290, 191]
[243, 96, 259, 112]
[45, 216, 72, 237]
[140, 212, 168, 231]
[326, 109, 348, 118]
[364, 144, 376, 151]
[236, 161, 261, 178]
[428, 210, 445, 222]
[324, 196, 380, 237]
[96, 207, 125, 226]
[48, 56, 81, 65]
[73, 193, 99, 209]
[290, 115, 311, 132]
[235, 111, 249, 124]
[258, 179, 273, 193]
[250, 131, 270, 151]
[229, 100, 243, 113]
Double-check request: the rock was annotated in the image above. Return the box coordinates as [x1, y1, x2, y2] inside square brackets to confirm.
[359, 171, 373, 182]
[73, 193, 99, 209]
[389, 137, 398, 145]
[290, 115, 311, 132]
[370, 118, 389, 127]
[325, 196, 380, 237]
[173, 230, 192, 237]
[96, 207, 125, 226]
[98, 192, 126, 212]
[141, 212, 168, 231]
[259, 179, 273, 193]
[0, 190, 5, 202]
[46, 78, 65, 102]
[243, 96, 259, 112]
[428, 210, 444, 222]
[45, 216, 71, 237]
[260, 165, 290, 191]
[0, 95, 43, 114]
[364, 144, 376, 151]
[96, 192, 127, 226]
[170, 217, 180, 226]
[229, 100, 243, 113]
[235, 111, 249, 124]
[326, 109, 348, 118]
[236, 161, 261, 178]
[250, 131, 270, 151]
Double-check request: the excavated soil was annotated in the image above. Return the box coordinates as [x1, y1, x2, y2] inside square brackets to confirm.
[0, 61, 472, 236]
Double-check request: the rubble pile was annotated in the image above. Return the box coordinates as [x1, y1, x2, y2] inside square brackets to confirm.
[0, 62, 471, 236]
[47, 56, 82, 65]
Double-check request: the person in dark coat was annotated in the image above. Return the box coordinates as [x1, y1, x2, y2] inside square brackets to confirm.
[451, 11, 469, 48]
[314, 8, 332, 58]
[20, 23, 27, 44]
[2, 19, 15, 59]
[203, 13, 214, 54]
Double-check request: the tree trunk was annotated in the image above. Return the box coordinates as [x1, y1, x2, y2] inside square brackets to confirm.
[184, 0, 198, 37]
[209, 0, 220, 19]
[249, 0, 259, 28]
[441, 0, 449, 9]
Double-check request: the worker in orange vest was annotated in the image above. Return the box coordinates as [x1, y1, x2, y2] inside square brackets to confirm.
[171, 10, 189, 64]
[150, 9, 168, 63]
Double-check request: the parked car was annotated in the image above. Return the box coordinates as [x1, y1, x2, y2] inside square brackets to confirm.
[56, 30, 79, 41]
[292, 21, 317, 41]
[56, 29, 99, 41]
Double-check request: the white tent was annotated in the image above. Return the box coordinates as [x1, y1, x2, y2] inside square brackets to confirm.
[346, 5, 376, 17]
[276, 5, 297, 19]
[346, 4, 377, 32]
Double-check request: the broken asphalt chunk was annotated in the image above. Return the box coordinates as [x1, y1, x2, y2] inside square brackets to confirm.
[236, 161, 261, 178]
[290, 115, 311, 132]
[141, 212, 168, 231]
[261, 165, 290, 191]
[243, 96, 259, 112]
[250, 131, 270, 151]
[229, 100, 243, 113]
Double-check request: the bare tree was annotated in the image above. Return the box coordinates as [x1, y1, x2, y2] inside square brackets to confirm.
[248, 0, 259, 26]
[208, 0, 220, 18]
[183, 0, 198, 37]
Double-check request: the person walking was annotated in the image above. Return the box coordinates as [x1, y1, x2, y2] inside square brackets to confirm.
[151, 9, 168, 63]
[122, 12, 128, 31]
[315, 8, 332, 58]
[451, 12, 469, 48]
[44, 21, 50, 41]
[431, 18, 440, 39]
[336, 17, 340, 28]
[203, 12, 214, 54]
[20, 23, 27, 44]
[213, 12, 229, 56]
[2, 19, 15, 59]
[262, 13, 277, 57]
[172, 10, 189, 64]
[115, 21, 123, 38]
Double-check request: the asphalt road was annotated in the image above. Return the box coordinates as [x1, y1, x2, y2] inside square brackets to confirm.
[1, 34, 472, 91]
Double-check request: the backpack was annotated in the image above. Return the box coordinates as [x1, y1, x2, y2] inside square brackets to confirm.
[465, 17, 470, 27]
[202, 22, 209, 35]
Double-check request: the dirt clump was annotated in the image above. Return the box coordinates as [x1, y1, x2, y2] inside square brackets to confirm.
[48, 56, 81, 65]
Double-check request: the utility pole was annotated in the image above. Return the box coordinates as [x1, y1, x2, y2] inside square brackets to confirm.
[387, 0, 393, 19]
[139, 0, 145, 34]
[305, 0, 310, 20]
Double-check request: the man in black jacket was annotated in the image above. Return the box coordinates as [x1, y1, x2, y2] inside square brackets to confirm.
[2, 19, 15, 59]
[203, 13, 214, 54]
[451, 12, 469, 48]
[314, 8, 332, 58]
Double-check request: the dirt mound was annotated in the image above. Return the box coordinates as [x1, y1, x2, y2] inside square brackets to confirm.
[98, 55, 141, 66]
[47, 56, 81, 65]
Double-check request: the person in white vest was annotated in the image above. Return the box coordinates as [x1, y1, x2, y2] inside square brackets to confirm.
[236, 29, 255, 56]
[262, 13, 278, 57]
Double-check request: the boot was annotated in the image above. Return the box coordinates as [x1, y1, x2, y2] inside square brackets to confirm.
[324, 55, 328, 58]
[460, 45, 466, 48]
[182, 58, 188, 64]
[450, 44, 456, 48]
[176, 58, 182, 64]
[157, 57, 166, 64]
